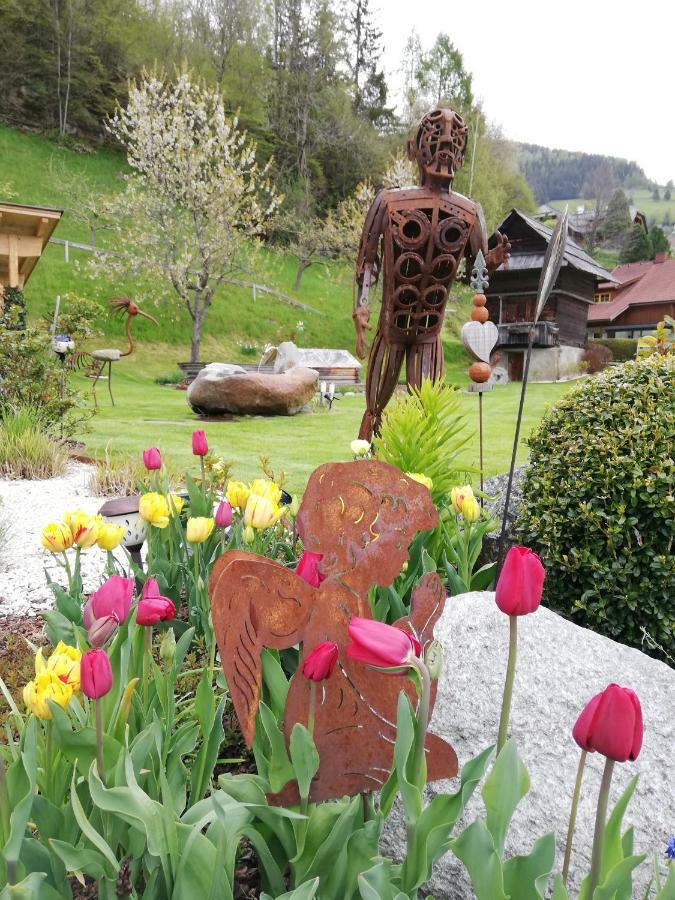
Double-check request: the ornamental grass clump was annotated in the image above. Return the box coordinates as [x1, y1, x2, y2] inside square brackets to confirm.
[518, 355, 675, 657]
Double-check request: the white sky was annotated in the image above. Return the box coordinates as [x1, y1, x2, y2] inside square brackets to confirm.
[378, 0, 675, 185]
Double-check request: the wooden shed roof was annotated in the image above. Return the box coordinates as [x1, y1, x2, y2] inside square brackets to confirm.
[0, 201, 63, 289]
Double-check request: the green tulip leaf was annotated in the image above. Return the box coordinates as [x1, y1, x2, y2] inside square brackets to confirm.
[593, 854, 647, 900]
[502, 832, 556, 899]
[599, 775, 638, 884]
[261, 877, 320, 900]
[0, 872, 63, 899]
[551, 873, 571, 900]
[49, 839, 109, 880]
[482, 737, 530, 856]
[289, 724, 319, 803]
[448, 819, 508, 900]
[256, 701, 294, 794]
[654, 864, 675, 899]
[358, 859, 405, 900]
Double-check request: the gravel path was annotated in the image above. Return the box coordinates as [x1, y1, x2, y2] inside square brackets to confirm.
[0, 463, 126, 617]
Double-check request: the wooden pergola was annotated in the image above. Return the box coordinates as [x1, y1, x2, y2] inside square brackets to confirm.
[0, 201, 63, 296]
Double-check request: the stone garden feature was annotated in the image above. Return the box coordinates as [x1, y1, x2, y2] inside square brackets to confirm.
[187, 361, 318, 416]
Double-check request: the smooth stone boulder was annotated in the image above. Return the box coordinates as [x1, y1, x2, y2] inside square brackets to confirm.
[381, 592, 673, 898]
[188, 365, 318, 416]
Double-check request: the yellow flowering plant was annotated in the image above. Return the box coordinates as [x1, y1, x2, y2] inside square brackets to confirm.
[442, 484, 498, 594]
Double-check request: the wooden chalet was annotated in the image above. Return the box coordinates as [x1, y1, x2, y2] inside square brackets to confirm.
[0, 201, 63, 302]
[486, 209, 615, 381]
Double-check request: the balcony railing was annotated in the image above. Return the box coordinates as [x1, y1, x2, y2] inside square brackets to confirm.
[496, 321, 560, 348]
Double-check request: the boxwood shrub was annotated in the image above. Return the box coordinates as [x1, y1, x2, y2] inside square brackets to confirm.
[518, 356, 674, 657]
[589, 338, 638, 362]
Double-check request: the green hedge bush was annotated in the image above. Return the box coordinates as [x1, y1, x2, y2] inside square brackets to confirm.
[518, 356, 674, 657]
[589, 337, 638, 362]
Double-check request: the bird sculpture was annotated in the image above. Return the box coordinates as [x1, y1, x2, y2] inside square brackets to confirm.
[72, 296, 158, 406]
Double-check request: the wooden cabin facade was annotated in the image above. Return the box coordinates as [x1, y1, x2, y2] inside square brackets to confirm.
[486, 210, 615, 381]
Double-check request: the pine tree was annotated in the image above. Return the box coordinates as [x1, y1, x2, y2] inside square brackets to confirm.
[604, 189, 632, 244]
[649, 226, 670, 257]
[620, 224, 652, 263]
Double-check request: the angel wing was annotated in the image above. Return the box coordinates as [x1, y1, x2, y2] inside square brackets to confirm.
[209, 551, 316, 746]
[394, 570, 446, 649]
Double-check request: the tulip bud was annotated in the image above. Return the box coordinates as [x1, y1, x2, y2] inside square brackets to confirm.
[139, 492, 170, 528]
[65, 510, 101, 549]
[243, 525, 255, 544]
[346, 617, 421, 669]
[461, 495, 481, 523]
[214, 500, 233, 529]
[186, 516, 215, 543]
[160, 628, 176, 664]
[137, 597, 175, 625]
[226, 480, 250, 510]
[296, 550, 325, 587]
[96, 523, 125, 551]
[450, 485, 475, 516]
[495, 546, 545, 616]
[424, 640, 444, 680]
[142, 447, 162, 470]
[301, 641, 338, 681]
[192, 429, 208, 456]
[84, 575, 134, 628]
[80, 649, 113, 699]
[88, 615, 119, 648]
[407, 472, 433, 491]
[572, 683, 643, 762]
[41, 522, 73, 553]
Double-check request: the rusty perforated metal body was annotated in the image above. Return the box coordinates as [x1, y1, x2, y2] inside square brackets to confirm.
[209, 460, 458, 804]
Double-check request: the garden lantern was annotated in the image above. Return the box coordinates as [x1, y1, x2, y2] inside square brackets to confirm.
[98, 496, 146, 575]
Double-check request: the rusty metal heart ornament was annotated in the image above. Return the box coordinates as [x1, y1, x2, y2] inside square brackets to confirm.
[461, 320, 498, 363]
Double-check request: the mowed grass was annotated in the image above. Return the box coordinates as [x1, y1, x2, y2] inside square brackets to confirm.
[73, 345, 576, 494]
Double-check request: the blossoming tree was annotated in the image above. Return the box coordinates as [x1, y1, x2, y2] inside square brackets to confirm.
[92, 74, 279, 362]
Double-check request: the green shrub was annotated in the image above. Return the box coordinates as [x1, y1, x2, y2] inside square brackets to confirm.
[518, 356, 675, 656]
[590, 338, 638, 362]
[0, 405, 69, 479]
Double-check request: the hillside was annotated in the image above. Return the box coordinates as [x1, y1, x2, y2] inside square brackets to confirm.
[550, 188, 675, 229]
[0, 126, 475, 380]
[514, 142, 651, 203]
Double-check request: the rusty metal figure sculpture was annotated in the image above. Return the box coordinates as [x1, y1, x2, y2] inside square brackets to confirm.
[210, 459, 458, 804]
[72, 296, 158, 407]
[353, 107, 511, 440]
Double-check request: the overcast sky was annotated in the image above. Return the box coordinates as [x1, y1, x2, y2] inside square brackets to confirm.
[377, 0, 675, 185]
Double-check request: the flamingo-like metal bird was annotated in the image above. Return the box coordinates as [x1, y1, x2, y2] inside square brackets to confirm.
[72, 296, 158, 407]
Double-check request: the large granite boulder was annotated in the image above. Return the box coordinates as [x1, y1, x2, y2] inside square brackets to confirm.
[187, 364, 318, 416]
[381, 592, 673, 898]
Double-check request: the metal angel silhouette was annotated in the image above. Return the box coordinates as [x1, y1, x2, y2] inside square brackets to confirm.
[353, 107, 511, 440]
[210, 460, 458, 804]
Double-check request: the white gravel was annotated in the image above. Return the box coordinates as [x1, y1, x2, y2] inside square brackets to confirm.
[0, 463, 125, 617]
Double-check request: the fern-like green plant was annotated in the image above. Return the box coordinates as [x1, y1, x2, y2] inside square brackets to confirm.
[374, 377, 473, 502]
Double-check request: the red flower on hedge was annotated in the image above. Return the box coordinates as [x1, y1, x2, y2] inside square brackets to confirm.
[572, 683, 643, 762]
[346, 617, 421, 668]
[301, 641, 338, 681]
[495, 546, 545, 616]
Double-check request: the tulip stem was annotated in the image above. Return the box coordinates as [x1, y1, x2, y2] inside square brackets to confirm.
[308, 682, 316, 736]
[200, 456, 206, 495]
[45, 719, 53, 801]
[95, 700, 105, 783]
[588, 758, 614, 897]
[562, 749, 587, 885]
[143, 627, 151, 711]
[497, 615, 518, 753]
[411, 658, 431, 788]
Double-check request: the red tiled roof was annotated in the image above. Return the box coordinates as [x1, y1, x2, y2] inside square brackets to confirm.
[587, 256, 675, 322]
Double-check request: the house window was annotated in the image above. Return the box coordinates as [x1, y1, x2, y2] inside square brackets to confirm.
[594, 292, 612, 303]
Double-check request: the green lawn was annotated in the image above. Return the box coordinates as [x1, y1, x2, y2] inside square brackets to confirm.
[73, 346, 576, 494]
[550, 189, 675, 229]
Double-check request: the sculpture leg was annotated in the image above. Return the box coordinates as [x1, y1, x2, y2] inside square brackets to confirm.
[405, 335, 444, 392]
[107, 360, 115, 406]
[91, 361, 104, 409]
[358, 332, 405, 440]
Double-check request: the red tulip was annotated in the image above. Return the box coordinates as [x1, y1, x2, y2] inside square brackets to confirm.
[137, 578, 175, 625]
[302, 641, 339, 681]
[87, 614, 118, 648]
[495, 546, 545, 616]
[346, 617, 421, 668]
[142, 447, 162, 470]
[215, 500, 233, 528]
[192, 430, 208, 456]
[572, 683, 643, 762]
[296, 551, 326, 588]
[81, 649, 113, 699]
[83, 576, 134, 629]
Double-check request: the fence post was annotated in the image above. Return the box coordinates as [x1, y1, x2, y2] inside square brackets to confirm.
[64, 240, 69, 263]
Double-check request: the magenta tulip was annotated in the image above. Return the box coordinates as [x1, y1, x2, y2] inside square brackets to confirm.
[495, 546, 545, 616]
[346, 617, 421, 668]
[192, 430, 208, 456]
[83, 575, 134, 629]
[81, 649, 113, 699]
[573, 683, 643, 763]
[215, 500, 233, 528]
[302, 641, 338, 681]
[137, 597, 175, 625]
[142, 447, 162, 470]
[87, 615, 119, 648]
[296, 551, 326, 588]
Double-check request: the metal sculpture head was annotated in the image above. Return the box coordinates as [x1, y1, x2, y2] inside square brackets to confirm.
[407, 108, 468, 185]
[109, 295, 158, 324]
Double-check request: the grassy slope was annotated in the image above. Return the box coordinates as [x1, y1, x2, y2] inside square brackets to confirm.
[550, 190, 675, 228]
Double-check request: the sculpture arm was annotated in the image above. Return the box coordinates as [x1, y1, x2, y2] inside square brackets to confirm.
[353, 190, 386, 359]
[465, 202, 510, 279]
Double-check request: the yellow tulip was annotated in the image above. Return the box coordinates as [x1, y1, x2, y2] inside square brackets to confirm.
[41, 522, 73, 553]
[168, 495, 185, 516]
[23, 672, 73, 719]
[97, 523, 125, 551]
[461, 495, 481, 523]
[243, 493, 284, 529]
[64, 510, 101, 549]
[139, 492, 170, 528]
[250, 479, 283, 506]
[450, 485, 475, 515]
[36, 642, 82, 691]
[186, 516, 214, 543]
[407, 472, 433, 492]
[242, 525, 255, 544]
[226, 481, 250, 510]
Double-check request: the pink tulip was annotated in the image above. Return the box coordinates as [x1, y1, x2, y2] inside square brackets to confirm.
[81, 649, 113, 699]
[87, 615, 119, 648]
[346, 617, 421, 668]
[215, 500, 233, 528]
[137, 578, 175, 625]
[301, 641, 338, 681]
[192, 430, 208, 456]
[495, 546, 545, 616]
[573, 684, 643, 763]
[83, 576, 134, 629]
[142, 447, 162, 470]
[296, 551, 326, 588]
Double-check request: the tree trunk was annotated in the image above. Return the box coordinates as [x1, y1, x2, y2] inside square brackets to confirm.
[294, 259, 311, 291]
[190, 315, 203, 364]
